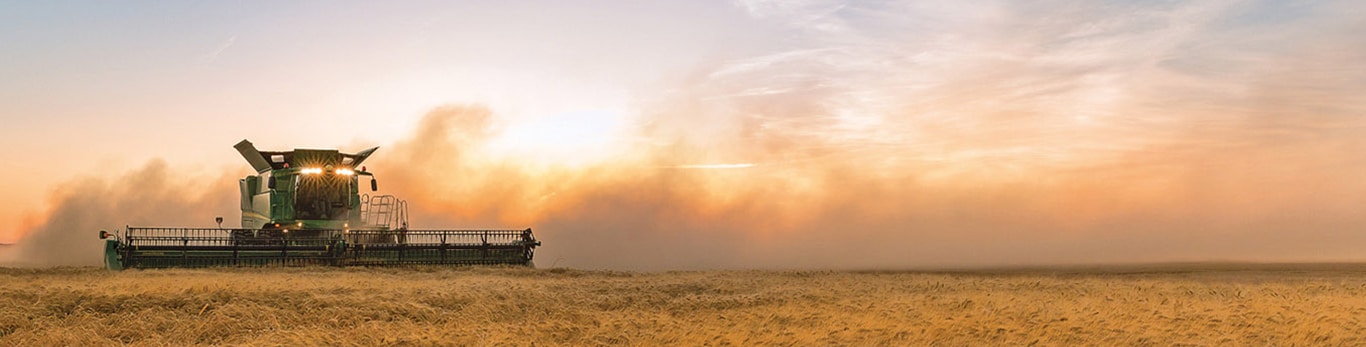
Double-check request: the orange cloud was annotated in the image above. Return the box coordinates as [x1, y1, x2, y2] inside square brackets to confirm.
[5, 1, 1365, 270]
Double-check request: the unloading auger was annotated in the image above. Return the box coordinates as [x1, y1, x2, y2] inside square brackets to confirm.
[98, 140, 540, 269]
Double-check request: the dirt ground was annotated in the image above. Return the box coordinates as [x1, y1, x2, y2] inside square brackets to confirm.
[2, 264, 1365, 346]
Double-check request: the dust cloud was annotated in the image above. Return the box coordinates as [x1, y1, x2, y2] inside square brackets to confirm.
[367, 104, 1366, 271]
[4, 103, 1365, 269]
[1, 160, 236, 267]
[348, 2, 1366, 268]
[6, 1, 1365, 269]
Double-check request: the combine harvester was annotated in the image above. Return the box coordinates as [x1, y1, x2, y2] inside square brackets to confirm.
[99, 140, 540, 269]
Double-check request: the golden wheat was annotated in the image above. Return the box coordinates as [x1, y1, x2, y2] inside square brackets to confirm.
[1, 265, 1365, 346]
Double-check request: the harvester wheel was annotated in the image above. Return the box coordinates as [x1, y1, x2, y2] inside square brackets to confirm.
[229, 229, 271, 245]
[258, 229, 285, 245]
[230, 229, 255, 244]
[228, 228, 277, 245]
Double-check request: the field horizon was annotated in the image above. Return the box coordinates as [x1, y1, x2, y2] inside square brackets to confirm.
[3, 263, 1365, 346]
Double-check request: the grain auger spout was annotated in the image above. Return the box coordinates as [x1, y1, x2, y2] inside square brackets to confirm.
[99, 140, 541, 269]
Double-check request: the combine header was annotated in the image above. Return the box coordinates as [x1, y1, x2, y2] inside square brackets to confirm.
[99, 140, 540, 269]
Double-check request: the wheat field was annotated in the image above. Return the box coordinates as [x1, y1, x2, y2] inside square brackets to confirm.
[2, 264, 1365, 346]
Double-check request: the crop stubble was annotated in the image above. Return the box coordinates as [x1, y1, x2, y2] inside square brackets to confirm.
[1, 264, 1365, 346]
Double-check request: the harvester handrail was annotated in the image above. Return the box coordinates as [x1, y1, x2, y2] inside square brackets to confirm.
[345, 229, 528, 234]
[111, 226, 538, 268]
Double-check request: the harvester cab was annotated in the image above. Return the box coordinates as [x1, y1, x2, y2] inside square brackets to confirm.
[234, 140, 385, 238]
[99, 140, 541, 270]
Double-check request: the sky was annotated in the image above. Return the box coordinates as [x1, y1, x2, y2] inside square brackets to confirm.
[1, 1, 1364, 269]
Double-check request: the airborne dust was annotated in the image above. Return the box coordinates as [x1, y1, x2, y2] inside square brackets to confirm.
[4, 102, 1365, 270]
[4, 1, 1366, 270]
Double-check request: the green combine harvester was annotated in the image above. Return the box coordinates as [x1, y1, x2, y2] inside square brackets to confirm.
[99, 140, 540, 269]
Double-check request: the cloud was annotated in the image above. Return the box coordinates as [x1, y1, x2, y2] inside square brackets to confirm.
[200, 35, 237, 63]
[5, 1, 1365, 270]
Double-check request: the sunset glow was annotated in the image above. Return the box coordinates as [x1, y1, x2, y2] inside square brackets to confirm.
[2, 1, 1364, 269]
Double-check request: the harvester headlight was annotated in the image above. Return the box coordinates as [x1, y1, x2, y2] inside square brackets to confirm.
[301, 168, 323, 175]
[335, 168, 355, 176]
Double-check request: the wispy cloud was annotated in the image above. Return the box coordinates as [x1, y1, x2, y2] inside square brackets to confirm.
[200, 35, 236, 63]
[6, 1, 1366, 269]
[663, 163, 756, 169]
[662, 0, 1366, 178]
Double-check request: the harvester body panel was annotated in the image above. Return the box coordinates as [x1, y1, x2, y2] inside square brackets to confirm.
[100, 140, 540, 269]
